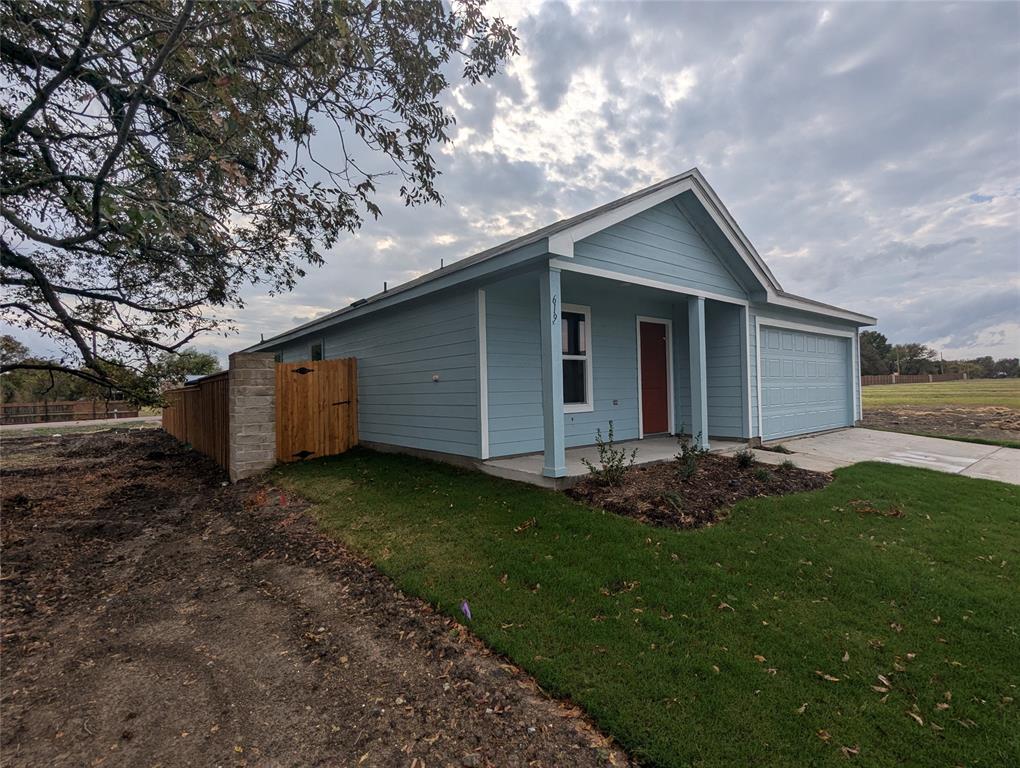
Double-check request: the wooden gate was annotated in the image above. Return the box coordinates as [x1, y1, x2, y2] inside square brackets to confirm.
[275, 358, 358, 463]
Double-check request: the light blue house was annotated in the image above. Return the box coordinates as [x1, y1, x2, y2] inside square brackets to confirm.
[250, 169, 875, 479]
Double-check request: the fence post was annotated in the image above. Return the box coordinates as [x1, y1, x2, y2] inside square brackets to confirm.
[227, 352, 277, 482]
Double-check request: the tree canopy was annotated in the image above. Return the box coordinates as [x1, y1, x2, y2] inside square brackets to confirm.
[1, 0, 517, 402]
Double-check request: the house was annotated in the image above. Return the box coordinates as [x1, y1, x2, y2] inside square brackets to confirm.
[248, 169, 876, 480]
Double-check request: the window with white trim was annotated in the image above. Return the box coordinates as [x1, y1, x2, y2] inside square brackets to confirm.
[561, 304, 593, 412]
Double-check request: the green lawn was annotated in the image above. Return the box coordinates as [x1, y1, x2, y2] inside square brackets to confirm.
[279, 451, 1020, 767]
[863, 378, 1020, 409]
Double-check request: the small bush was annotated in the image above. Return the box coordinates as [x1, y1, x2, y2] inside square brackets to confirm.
[779, 459, 797, 471]
[734, 447, 756, 468]
[662, 491, 684, 514]
[674, 427, 708, 480]
[753, 467, 774, 483]
[581, 420, 636, 486]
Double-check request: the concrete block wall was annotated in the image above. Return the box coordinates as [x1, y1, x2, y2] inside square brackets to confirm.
[228, 352, 276, 482]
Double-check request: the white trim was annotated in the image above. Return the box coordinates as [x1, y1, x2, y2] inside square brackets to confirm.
[549, 258, 749, 307]
[853, 329, 862, 421]
[635, 316, 675, 439]
[755, 317, 764, 440]
[740, 305, 753, 439]
[477, 289, 489, 460]
[561, 303, 594, 413]
[766, 294, 875, 325]
[754, 316, 857, 441]
[755, 316, 855, 338]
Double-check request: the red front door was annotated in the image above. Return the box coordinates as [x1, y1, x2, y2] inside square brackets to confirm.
[639, 321, 669, 435]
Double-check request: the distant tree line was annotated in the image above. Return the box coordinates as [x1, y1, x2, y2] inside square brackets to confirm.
[0, 335, 219, 403]
[860, 331, 1019, 378]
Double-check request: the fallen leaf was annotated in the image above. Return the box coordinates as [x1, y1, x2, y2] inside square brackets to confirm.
[871, 685, 889, 693]
[842, 650, 850, 662]
[816, 670, 840, 682]
[754, 655, 766, 663]
[877, 674, 891, 687]
[795, 703, 808, 715]
[890, 622, 904, 633]
[717, 602, 735, 612]
[841, 744, 861, 758]
[936, 703, 950, 711]
[906, 711, 924, 726]
[817, 729, 831, 742]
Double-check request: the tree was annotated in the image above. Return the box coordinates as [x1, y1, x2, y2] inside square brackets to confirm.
[859, 330, 891, 375]
[890, 343, 939, 375]
[1, 0, 517, 402]
[0, 333, 28, 367]
[149, 347, 220, 389]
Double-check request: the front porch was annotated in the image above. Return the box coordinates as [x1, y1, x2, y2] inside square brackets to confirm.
[482, 261, 754, 479]
[480, 435, 747, 489]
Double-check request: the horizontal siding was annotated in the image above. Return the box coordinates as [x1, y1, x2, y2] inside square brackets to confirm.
[573, 200, 748, 300]
[268, 288, 480, 457]
[485, 274, 544, 456]
[705, 301, 745, 438]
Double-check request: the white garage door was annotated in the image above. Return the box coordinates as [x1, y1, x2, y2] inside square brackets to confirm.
[759, 326, 852, 440]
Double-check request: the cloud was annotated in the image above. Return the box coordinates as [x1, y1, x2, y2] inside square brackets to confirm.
[7, 1, 1019, 363]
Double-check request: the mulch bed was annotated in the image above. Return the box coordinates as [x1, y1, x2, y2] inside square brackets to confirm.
[568, 453, 831, 530]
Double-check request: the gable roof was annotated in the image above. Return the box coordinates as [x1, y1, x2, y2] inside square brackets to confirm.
[248, 168, 873, 351]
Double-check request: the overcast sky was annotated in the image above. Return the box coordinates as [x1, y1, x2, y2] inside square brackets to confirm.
[10, 1, 1020, 365]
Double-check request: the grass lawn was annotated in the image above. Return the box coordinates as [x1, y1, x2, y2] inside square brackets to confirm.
[862, 378, 1020, 409]
[279, 451, 1020, 767]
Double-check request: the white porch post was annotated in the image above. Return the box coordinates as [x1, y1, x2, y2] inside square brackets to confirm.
[688, 296, 710, 450]
[539, 265, 567, 477]
[738, 304, 751, 439]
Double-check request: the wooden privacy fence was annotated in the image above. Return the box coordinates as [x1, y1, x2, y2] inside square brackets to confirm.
[161, 372, 230, 469]
[161, 356, 358, 477]
[861, 372, 969, 386]
[276, 358, 358, 463]
[1, 399, 138, 425]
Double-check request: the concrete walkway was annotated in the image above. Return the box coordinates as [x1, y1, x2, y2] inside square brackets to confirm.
[749, 428, 1020, 485]
[482, 435, 745, 488]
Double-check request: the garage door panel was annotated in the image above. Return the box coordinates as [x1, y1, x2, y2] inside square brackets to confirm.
[760, 327, 852, 440]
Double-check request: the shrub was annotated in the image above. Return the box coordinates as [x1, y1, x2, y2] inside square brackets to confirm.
[581, 420, 636, 486]
[753, 467, 774, 483]
[734, 447, 756, 468]
[779, 459, 797, 471]
[662, 491, 684, 514]
[674, 427, 708, 480]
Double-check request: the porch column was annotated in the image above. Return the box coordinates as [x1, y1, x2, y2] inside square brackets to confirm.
[688, 296, 710, 450]
[539, 265, 567, 477]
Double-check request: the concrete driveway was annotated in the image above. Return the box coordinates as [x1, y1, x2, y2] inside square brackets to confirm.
[750, 428, 1020, 485]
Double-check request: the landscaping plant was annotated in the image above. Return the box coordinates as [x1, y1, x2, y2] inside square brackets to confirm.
[734, 447, 756, 468]
[580, 420, 636, 486]
[673, 427, 709, 480]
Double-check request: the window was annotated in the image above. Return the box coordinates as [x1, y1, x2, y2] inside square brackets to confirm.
[310, 342, 323, 361]
[561, 304, 593, 412]
[273, 351, 283, 363]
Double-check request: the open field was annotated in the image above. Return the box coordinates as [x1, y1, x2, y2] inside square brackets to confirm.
[861, 379, 1020, 446]
[862, 378, 1020, 408]
[282, 449, 1020, 768]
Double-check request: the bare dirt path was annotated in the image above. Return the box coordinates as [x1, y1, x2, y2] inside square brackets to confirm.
[861, 404, 1020, 443]
[1, 430, 627, 768]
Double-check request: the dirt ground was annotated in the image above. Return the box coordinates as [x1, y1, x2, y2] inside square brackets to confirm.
[1, 429, 628, 768]
[568, 453, 830, 530]
[861, 405, 1020, 443]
